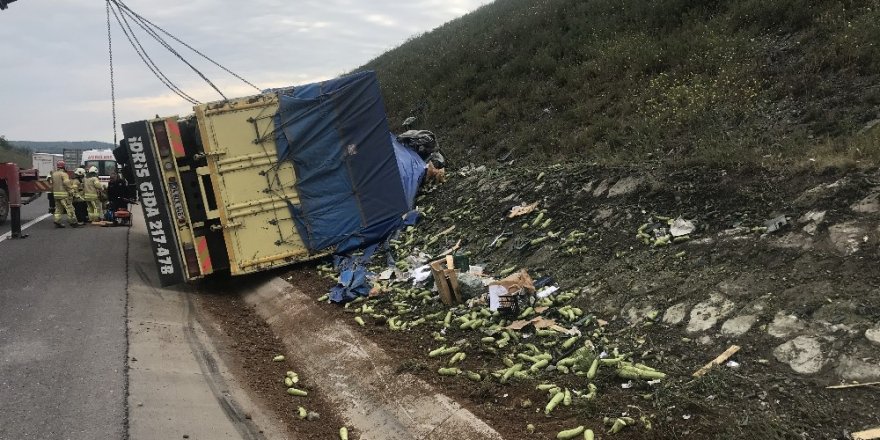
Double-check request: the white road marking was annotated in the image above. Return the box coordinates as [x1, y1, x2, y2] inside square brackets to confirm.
[0, 213, 53, 243]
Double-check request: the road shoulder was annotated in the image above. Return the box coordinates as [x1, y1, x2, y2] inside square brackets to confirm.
[126, 205, 283, 440]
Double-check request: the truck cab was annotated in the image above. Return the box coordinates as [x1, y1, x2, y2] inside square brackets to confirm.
[122, 94, 308, 286]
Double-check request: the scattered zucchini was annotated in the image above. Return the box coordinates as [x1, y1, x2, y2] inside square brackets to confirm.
[557, 426, 585, 439]
[545, 390, 565, 414]
[438, 367, 461, 376]
[286, 387, 308, 397]
[586, 358, 599, 379]
[608, 418, 627, 434]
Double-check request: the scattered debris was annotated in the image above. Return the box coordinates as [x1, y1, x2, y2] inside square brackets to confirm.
[669, 217, 696, 237]
[826, 382, 880, 389]
[764, 215, 788, 233]
[378, 269, 394, 281]
[300, 164, 880, 438]
[536, 285, 560, 299]
[487, 269, 535, 313]
[508, 202, 539, 218]
[693, 345, 741, 377]
[854, 427, 880, 440]
[410, 265, 433, 285]
[636, 215, 694, 247]
[430, 257, 462, 306]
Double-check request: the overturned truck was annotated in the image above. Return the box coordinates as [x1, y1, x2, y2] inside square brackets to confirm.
[122, 71, 425, 286]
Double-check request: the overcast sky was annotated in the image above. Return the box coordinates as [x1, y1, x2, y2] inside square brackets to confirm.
[0, 0, 490, 143]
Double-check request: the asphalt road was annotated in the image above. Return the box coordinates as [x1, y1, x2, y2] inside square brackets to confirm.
[0, 197, 129, 439]
[0, 194, 52, 239]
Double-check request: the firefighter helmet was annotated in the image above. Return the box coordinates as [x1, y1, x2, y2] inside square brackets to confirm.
[56, 160, 66, 169]
[74, 167, 86, 177]
[88, 166, 98, 174]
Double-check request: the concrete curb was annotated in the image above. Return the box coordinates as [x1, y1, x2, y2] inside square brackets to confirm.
[127, 205, 282, 440]
[242, 277, 504, 440]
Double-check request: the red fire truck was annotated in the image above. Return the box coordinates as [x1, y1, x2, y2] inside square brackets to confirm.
[0, 162, 50, 237]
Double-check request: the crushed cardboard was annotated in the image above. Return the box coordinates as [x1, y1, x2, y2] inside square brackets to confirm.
[505, 317, 578, 335]
[488, 269, 536, 312]
[507, 317, 557, 330]
[426, 162, 447, 184]
[489, 269, 536, 296]
[508, 202, 539, 218]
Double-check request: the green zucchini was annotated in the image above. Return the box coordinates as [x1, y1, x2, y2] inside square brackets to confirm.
[557, 426, 585, 439]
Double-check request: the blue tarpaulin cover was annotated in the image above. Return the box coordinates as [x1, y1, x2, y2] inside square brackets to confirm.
[273, 71, 424, 257]
[392, 134, 426, 210]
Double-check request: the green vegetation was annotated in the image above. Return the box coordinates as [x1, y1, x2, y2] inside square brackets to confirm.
[0, 136, 31, 168]
[9, 140, 115, 154]
[361, 0, 880, 168]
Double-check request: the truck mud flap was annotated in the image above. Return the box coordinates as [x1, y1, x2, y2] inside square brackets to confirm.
[122, 121, 185, 286]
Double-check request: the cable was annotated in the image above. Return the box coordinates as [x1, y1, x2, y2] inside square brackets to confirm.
[106, 1, 117, 145]
[107, 0, 199, 104]
[111, 1, 201, 103]
[112, 0, 226, 101]
[109, 1, 192, 103]
[112, 0, 261, 93]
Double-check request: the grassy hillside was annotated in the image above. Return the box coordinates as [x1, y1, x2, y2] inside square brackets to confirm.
[0, 137, 32, 168]
[362, 0, 880, 168]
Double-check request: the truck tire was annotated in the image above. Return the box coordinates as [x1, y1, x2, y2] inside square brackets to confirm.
[0, 187, 8, 225]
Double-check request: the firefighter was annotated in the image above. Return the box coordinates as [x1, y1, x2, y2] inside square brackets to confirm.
[50, 161, 80, 228]
[72, 167, 89, 223]
[83, 166, 103, 222]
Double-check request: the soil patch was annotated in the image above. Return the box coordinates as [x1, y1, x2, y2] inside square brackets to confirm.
[193, 286, 354, 439]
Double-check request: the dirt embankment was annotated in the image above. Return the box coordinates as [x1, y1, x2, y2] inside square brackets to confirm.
[193, 288, 353, 440]
[288, 164, 880, 439]
[192, 163, 880, 440]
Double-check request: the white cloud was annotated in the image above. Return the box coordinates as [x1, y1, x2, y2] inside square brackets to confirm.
[364, 13, 398, 28]
[0, 0, 491, 142]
